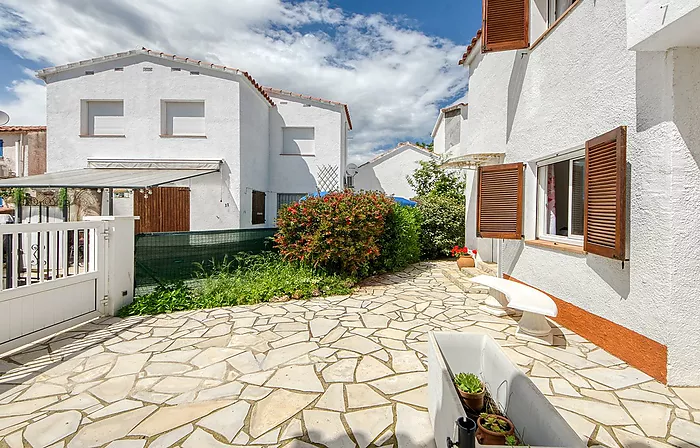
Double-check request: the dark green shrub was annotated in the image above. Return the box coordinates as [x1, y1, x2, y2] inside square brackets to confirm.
[417, 195, 465, 259]
[372, 204, 421, 273]
[407, 160, 465, 199]
[275, 191, 395, 275]
[118, 282, 199, 317]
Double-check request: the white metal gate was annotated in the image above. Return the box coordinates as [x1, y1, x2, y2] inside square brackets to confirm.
[0, 221, 105, 354]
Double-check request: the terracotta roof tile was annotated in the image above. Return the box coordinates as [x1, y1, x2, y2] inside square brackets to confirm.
[458, 29, 482, 66]
[0, 126, 46, 133]
[263, 87, 352, 130]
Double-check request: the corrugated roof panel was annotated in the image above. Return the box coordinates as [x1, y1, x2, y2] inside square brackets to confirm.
[0, 168, 218, 188]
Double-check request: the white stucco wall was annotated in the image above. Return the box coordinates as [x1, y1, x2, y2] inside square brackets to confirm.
[465, 0, 700, 384]
[267, 92, 346, 221]
[627, 0, 700, 50]
[354, 146, 436, 198]
[433, 122, 446, 155]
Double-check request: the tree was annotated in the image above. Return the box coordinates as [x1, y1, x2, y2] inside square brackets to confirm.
[407, 160, 465, 199]
[414, 141, 434, 152]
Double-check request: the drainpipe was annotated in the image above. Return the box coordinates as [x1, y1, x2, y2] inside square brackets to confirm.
[14, 140, 20, 177]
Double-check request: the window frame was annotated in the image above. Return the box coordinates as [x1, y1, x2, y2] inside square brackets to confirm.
[536, 148, 585, 246]
[81, 100, 125, 137]
[277, 193, 305, 211]
[160, 100, 206, 138]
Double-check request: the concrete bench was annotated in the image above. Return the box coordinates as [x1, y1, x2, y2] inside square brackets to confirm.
[470, 275, 558, 345]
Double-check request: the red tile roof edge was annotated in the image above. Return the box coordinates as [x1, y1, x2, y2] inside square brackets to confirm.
[441, 103, 468, 114]
[458, 29, 482, 66]
[263, 87, 352, 130]
[0, 126, 47, 132]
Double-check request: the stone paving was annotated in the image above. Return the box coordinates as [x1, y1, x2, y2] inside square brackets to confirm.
[0, 261, 698, 448]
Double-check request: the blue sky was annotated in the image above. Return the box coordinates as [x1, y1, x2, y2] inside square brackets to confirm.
[0, 0, 482, 161]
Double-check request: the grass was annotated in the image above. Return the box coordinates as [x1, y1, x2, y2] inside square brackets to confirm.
[118, 252, 355, 317]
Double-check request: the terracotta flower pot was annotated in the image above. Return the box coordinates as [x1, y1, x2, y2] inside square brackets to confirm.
[457, 256, 475, 270]
[457, 385, 485, 413]
[476, 414, 515, 446]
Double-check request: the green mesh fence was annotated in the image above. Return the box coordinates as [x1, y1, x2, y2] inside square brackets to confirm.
[134, 228, 277, 295]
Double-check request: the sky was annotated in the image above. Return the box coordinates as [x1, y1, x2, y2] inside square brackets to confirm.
[0, 0, 481, 163]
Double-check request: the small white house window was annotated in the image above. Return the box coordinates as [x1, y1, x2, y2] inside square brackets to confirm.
[282, 127, 315, 155]
[536, 150, 585, 245]
[82, 100, 124, 136]
[277, 193, 305, 210]
[161, 101, 205, 137]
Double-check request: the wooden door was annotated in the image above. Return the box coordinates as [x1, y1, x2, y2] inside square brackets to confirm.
[133, 187, 190, 233]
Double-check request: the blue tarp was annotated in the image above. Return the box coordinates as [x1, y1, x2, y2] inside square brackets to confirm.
[300, 192, 416, 207]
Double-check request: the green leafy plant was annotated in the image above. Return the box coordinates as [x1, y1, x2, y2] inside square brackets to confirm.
[479, 413, 511, 434]
[505, 435, 518, 446]
[117, 282, 197, 317]
[58, 188, 69, 208]
[371, 204, 421, 273]
[275, 191, 395, 276]
[416, 195, 465, 259]
[454, 372, 483, 394]
[407, 160, 465, 199]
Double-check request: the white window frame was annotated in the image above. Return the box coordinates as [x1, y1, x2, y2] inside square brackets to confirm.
[536, 148, 585, 246]
[548, 0, 576, 26]
[81, 100, 125, 137]
[160, 100, 206, 137]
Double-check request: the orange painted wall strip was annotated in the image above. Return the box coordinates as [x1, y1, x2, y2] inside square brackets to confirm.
[503, 274, 668, 384]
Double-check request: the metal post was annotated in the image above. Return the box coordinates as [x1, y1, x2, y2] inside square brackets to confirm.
[446, 417, 476, 448]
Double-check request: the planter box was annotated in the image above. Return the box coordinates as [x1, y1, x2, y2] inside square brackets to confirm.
[428, 332, 584, 448]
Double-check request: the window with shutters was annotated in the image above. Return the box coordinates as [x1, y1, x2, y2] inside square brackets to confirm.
[536, 150, 585, 246]
[482, 0, 529, 52]
[161, 101, 205, 137]
[81, 100, 124, 136]
[584, 127, 627, 260]
[252, 190, 266, 225]
[277, 193, 305, 211]
[477, 163, 524, 239]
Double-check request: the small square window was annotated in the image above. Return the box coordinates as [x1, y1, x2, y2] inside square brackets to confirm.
[282, 127, 315, 155]
[82, 100, 124, 136]
[536, 153, 585, 244]
[161, 101, 205, 136]
[277, 193, 305, 211]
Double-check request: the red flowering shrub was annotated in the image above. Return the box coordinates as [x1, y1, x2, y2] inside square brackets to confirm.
[274, 191, 395, 275]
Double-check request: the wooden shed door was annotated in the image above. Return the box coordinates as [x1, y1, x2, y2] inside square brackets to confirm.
[134, 187, 190, 233]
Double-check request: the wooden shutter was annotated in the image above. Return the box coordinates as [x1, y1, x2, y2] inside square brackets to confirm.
[482, 0, 529, 52]
[134, 187, 190, 233]
[477, 163, 524, 239]
[252, 191, 266, 225]
[584, 126, 627, 259]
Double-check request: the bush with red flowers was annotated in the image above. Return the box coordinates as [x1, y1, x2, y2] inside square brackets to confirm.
[274, 191, 396, 275]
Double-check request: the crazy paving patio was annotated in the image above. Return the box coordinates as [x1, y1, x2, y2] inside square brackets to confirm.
[0, 261, 698, 448]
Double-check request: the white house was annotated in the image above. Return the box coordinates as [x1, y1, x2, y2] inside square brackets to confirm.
[354, 142, 437, 198]
[0, 48, 351, 232]
[453, 0, 700, 386]
[431, 103, 468, 157]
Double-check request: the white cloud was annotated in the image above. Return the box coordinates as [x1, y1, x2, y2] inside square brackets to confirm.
[1, 75, 46, 126]
[0, 0, 468, 162]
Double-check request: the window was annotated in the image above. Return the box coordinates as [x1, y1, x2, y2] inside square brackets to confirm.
[477, 163, 524, 239]
[277, 193, 305, 211]
[0, 139, 3, 158]
[162, 101, 205, 136]
[482, 0, 529, 52]
[83, 100, 124, 136]
[444, 109, 461, 150]
[252, 191, 266, 225]
[282, 127, 315, 155]
[536, 151, 585, 245]
[549, 0, 576, 24]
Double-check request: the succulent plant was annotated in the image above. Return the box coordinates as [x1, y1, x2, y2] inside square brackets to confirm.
[454, 372, 483, 394]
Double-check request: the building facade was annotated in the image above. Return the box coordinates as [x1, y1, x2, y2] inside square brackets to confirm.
[457, 0, 700, 385]
[34, 48, 350, 231]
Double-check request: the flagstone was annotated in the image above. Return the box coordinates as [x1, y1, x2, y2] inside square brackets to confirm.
[556, 409, 595, 442]
[18, 383, 67, 400]
[182, 428, 231, 448]
[232, 431, 250, 444]
[106, 353, 150, 378]
[392, 386, 427, 408]
[578, 366, 652, 390]
[395, 403, 433, 448]
[153, 377, 202, 394]
[253, 427, 281, 444]
[613, 428, 675, 448]
[145, 362, 192, 376]
[389, 350, 425, 373]
[150, 349, 199, 364]
[669, 418, 700, 445]
[146, 424, 194, 448]
[190, 347, 241, 368]
[196, 382, 244, 402]
[548, 396, 635, 426]
[616, 388, 672, 405]
[332, 335, 382, 354]
[315, 383, 346, 411]
[620, 399, 671, 437]
[321, 326, 347, 344]
[184, 362, 227, 380]
[304, 409, 355, 448]
[346, 406, 393, 448]
[361, 314, 389, 329]
[310, 318, 338, 337]
[673, 388, 700, 410]
[108, 338, 162, 355]
[266, 364, 324, 392]
[89, 375, 135, 403]
[528, 345, 598, 369]
[238, 370, 275, 386]
[261, 342, 318, 370]
[249, 389, 318, 438]
[131, 391, 172, 404]
[240, 385, 273, 400]
[197, 400, 250, 442]
[580, 388, 619, 405]
[69, 405, 156, 448]
[551, 378, 582, 397]
[89, 399, 143, 419]
[105, 440, 146, 448]
[280, 418, 303, 440]
[346, 383, 390, 409]
[370, 372, 426, 395]
[322, 358, 358, 382]
[130, 400, 231, 437]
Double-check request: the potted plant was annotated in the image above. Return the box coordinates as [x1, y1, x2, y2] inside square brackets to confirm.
[454, 372, 485, 412]
[476, 413, 515, 445]
[452, 246, 475, 270]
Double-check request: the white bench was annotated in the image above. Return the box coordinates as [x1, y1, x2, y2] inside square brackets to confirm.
[470, 275, 558, 345]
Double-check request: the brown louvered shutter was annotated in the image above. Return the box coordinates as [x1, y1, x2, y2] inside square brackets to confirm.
[477, 163, 524, 239]
[482, 0, 529, 52]
[584, 127, 627, 259]
[252, 191, 266, 225]
[133, 187, 190, 234]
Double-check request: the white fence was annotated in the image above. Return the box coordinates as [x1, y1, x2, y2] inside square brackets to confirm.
[0, 220, 107, 354]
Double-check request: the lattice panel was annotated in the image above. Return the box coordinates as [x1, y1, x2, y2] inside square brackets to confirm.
[317, 165, 340, 192]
